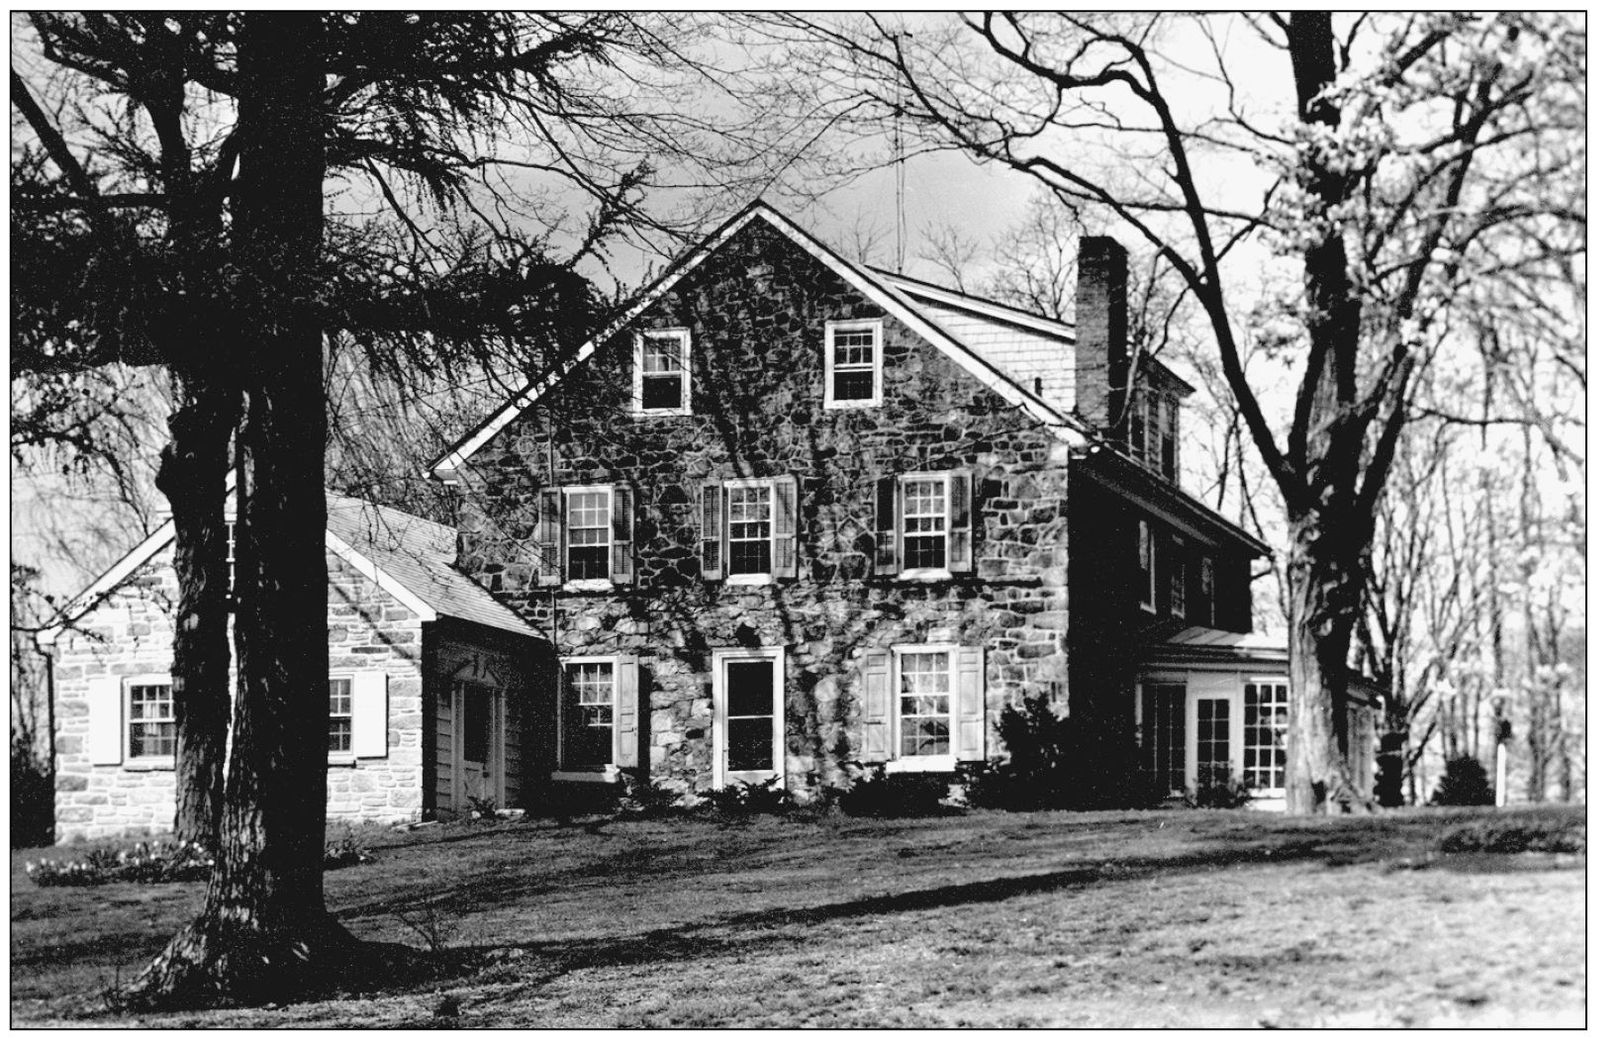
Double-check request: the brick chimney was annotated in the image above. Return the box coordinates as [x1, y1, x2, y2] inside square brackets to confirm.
[1074, 236, 1129, 435]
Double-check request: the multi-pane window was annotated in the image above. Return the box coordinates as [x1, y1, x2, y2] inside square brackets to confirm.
[898, 650, 952, 758]
[1137, 521, 1156, 611]
[1128, 389, 1179, 483]
[329, 677, 353, 755]
[1196, 698, 1231, 786]
[565, 489, 611, 581]
[727, 484, 773, 576]
[562, 661, 615, 768]
[825, 320, 881, 406]
[901, 477, 948, 571]
[1169, 548, 1186, 618]
[1140, 682, 1186, 794]
[127, 682, 176, 759]
[636, 330, 688, 413]
[1244, 682, 1288, 791]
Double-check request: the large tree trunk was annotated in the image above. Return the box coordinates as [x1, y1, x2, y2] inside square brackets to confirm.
[155, 376, 239, 848]
[124, 13, 389, 1006]
[1284, 508, 1371, 813]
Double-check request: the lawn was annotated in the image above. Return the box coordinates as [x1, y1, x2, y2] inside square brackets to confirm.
[11, 805, 1584, 1027]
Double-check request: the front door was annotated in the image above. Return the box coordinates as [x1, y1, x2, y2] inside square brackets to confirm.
[713, 649, 783, 788]
[453, 681, 503, 815]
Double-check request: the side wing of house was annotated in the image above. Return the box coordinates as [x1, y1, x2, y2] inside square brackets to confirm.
[443, 207, 1077, 796]
[49, 532, 431, 841]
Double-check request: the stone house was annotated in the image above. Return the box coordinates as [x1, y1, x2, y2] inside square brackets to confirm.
[431, 201, 1368, 806]
[45, 200, 1377, 838]
[42, 493, 542, 841]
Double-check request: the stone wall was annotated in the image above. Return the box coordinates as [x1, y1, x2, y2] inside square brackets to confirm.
[454, 219, 1072, 796]
[52, 541, 428, 842]
[323, 550, 427, 825]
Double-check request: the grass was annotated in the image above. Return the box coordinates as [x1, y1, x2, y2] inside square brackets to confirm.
[11, 805, 1584, 1027]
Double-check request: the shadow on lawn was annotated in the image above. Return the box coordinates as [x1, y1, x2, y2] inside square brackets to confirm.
[419, 835, 1467, 987]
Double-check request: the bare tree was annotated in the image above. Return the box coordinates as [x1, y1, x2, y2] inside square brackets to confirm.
[751, 11, 1585, 812]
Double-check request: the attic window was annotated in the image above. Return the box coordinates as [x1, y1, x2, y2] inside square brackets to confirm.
[633, 329, 691, 415]
[824, 319, 883, 408]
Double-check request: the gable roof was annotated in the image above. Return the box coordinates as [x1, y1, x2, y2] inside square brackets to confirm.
[425, 199, 1266, 558]
[869, 266, 1197, 401]
[39, 493, 540, 646]
[427, 200, 1095, 482]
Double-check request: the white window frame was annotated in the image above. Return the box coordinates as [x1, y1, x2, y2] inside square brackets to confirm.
[888, 644, 958, 772]
[124, 674, 176, 770]
[1138, 520, 1157, 613]
[723, 478, 775, 585]
[823, 318, 884, 409]
[898, 473, 952, 581]
[562, 484, 615, 590]
[1137, 672, 1285, 800]
[1242, 678, 1289, 798]
[328, 674, 356, 764]
[556, 655, 622, 782]
[632, 328, 692, 417]
[711, 647, 786, 789]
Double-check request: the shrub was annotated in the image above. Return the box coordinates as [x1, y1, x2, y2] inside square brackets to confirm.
[965, 693, 1081, 810]
[1187, 763, 1251, 809]
[835, 770, 955, 818]
[1438, 814, 1585, 854]
[1431, 755, 1494, 807]
[700, 777, 788, 819]
[617, 775, 686, 818]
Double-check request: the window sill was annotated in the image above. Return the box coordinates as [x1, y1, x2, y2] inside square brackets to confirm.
[630, 407, 691, 418]
[554, 767, 620, 784]
[824, 397, 881, 410]
[328, 755, 358, 769]
[1138, 601, 1156, 614]
[725, 573, 773, 586]
[563, 578, 614, 593]
[886, 756, 957, 773]
[898, 568, 954, 583]
[121, 758, 175, 772]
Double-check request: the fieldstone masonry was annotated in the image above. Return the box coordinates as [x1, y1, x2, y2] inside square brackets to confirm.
[52, 543, 426, 841]
[455, 220, 1073, 795]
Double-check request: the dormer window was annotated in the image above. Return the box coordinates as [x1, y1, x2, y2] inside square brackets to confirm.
[824, 319, 883, 408]
[633, 329, 691, 415]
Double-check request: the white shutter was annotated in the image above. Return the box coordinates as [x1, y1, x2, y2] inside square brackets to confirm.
[353, 670, 389, 758]
[614, 655, 642, 769]
[955, 647, 986, 761]
[87, 675, 124, 765]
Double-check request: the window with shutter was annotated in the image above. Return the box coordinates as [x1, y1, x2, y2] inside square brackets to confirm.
[886, 643, 981, 771]
[892, 472, 972, 579]
[559, 658, 615, 769]
[698, 479, 799, 584]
